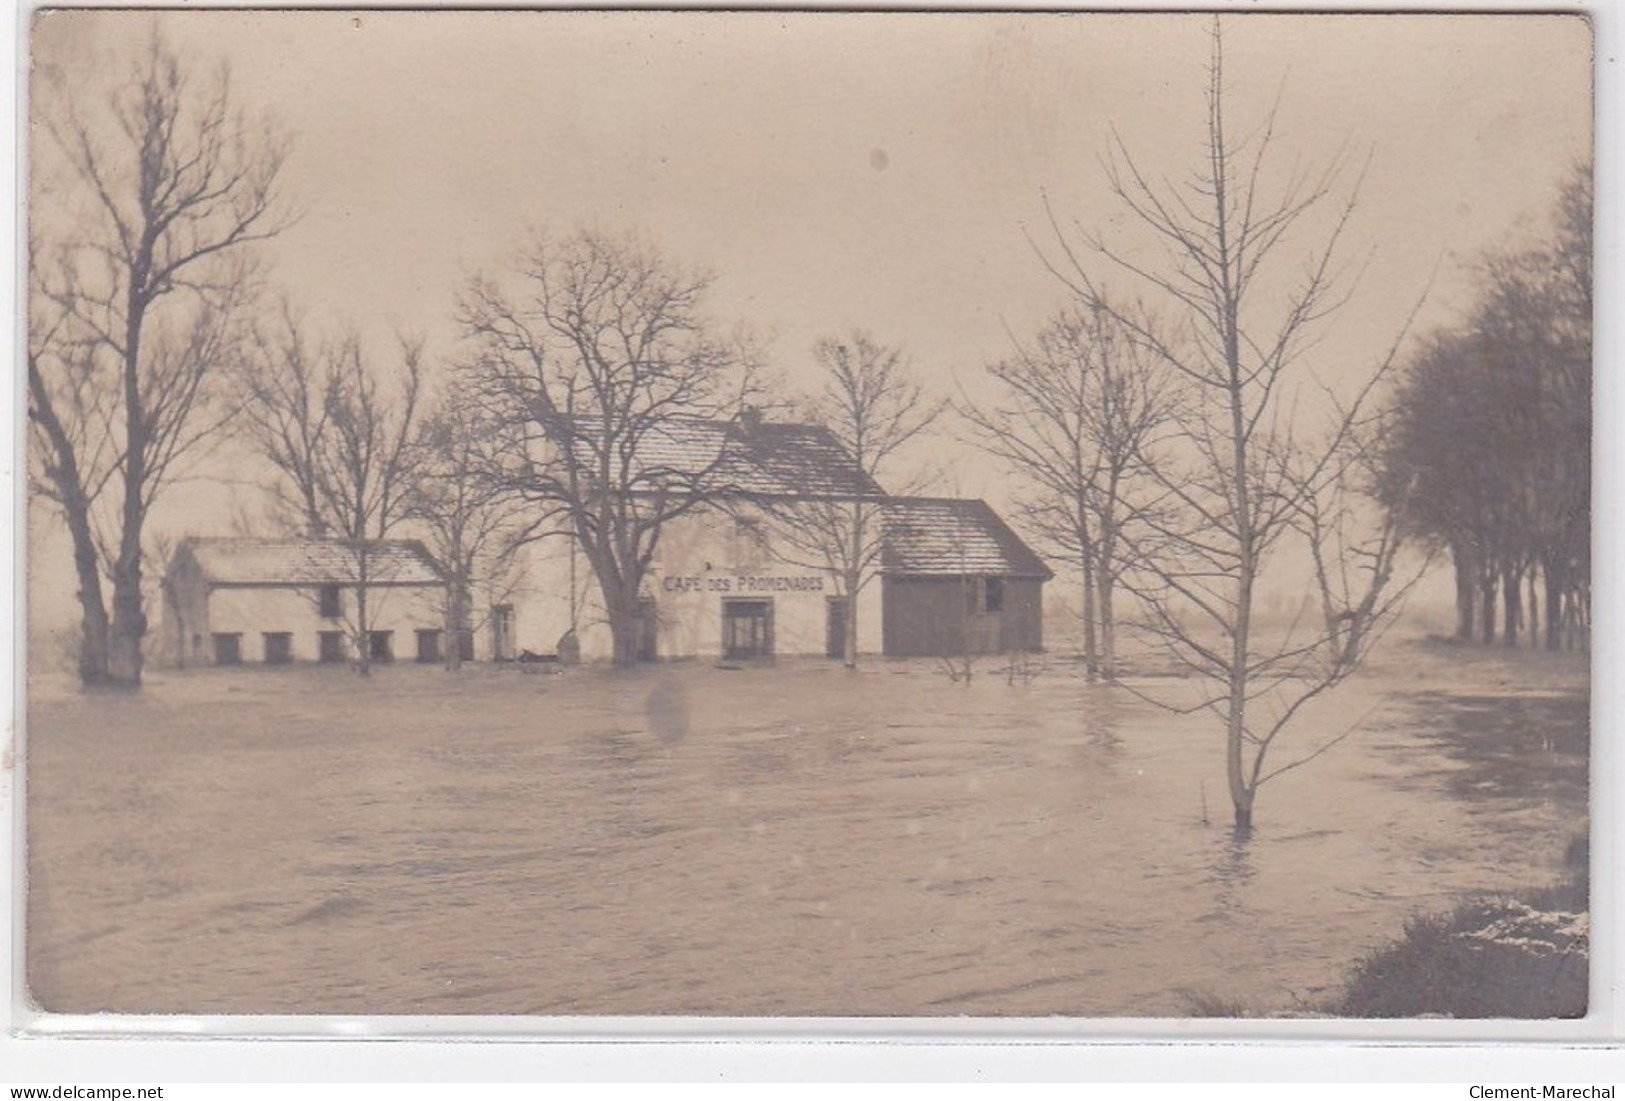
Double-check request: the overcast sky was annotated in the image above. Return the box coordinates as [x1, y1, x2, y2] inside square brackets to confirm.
[25, 8, 1593, 624]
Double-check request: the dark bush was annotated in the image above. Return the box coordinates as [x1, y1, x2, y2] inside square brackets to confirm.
[1334, 887, 1588, 1018]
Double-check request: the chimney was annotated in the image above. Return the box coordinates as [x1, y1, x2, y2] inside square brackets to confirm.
[740, 404, 764, 433]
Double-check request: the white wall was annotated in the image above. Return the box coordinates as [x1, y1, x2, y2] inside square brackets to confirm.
[508, 506, 885, 662]
[204, 585, 445, 664]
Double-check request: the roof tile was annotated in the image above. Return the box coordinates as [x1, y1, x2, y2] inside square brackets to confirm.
[880, 498, 1052, 579]
[178, 538, 446, 586]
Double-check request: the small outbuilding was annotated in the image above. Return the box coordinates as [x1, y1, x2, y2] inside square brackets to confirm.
[162, 537, 447, 667]
[879, 497, 1053, 658]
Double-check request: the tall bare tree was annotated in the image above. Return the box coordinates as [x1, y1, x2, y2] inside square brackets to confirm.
[316, 337, 426, 675]
[241, 323, 426, 675]
[767, 332, 944, 668]
[1042, 21, 1415, 833]
[458, 228, 754, 666]
[965, 302, 1173, 681]
[237, 303, 332, 537]
[28, 32, 291, 687]
[409, 384, 530, 671]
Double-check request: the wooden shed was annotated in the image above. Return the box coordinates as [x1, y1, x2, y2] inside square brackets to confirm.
[878, 498, 1052, 658]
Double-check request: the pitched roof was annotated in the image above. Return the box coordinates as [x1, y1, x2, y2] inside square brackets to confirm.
[175, 538, 446, 587]
[563, 415, 886, 499]
[880, 498, 1053, 580]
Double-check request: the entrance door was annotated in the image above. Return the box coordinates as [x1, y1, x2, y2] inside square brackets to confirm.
[722, 599, 774, 661]
[211, 632, 242, 665]
[318, 630, 346, 664]
[263, 632, 293, 665]
[415, 629, 443, 664]
[637, 597, 659, 662]
[491, 604, 515, 661]
[825, 596, 847, 659]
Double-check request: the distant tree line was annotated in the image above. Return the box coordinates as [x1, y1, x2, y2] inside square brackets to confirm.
[1381, 164, 1591, 652]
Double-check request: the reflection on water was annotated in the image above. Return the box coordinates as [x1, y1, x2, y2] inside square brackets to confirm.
[26, 652, 1588, 1016]
[1202, 834, 1257, 923]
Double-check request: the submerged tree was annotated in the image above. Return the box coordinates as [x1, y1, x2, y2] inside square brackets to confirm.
[965, 301, 1173, 681]
[28, 31, 291, 687]
[458, 228, 755, 666]
[1041, 21, 1416, 833]
[766, 332, 944, 668]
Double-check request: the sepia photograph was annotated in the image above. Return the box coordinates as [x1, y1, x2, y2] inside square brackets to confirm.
[17, 6, 1596, 1029]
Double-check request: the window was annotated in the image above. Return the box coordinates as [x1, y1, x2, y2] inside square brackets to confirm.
[967, 578, 1005, 616]
[733, 517, 769, 569]
[211, 633, 243, 665]
[263, 632, 293, 665]
[368, 630, 394, 663]
[318, 631, 346, 664]
[318, 584, 343, 619]
[415, 629, 443, 664]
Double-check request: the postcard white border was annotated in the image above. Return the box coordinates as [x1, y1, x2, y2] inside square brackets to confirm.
[3, 0, 1620, 1082]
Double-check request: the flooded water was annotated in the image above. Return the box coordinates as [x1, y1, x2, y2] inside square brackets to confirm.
[24, 641, 1587, 1017]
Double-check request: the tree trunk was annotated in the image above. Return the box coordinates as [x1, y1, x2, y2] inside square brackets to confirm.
[605, 584, 643, 668]
[355, 549, 372, 676]
[1502, 565, 1522, 648]
[1232, 789, 1254, 835]
[1452, 541, 1476, 642]
[844, 513, 861, 669]
[843, 590, 859, 669]
[444, 581, 465, 673]
[1527, 570, 1539, 653]
[1080, 543, 1099, 682]
[1544, 559, 1565, 652]
[29, 364, 114, 685]
[1225, 320, 1255, 839]
[107, 552, 145, 687]
[63, 493, 111, 685]
[1480, 575, 1498, 646]
[1098, 571, 1117, 681]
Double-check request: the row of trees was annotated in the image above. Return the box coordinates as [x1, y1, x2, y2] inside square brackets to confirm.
[1381, 165, 1591, 652]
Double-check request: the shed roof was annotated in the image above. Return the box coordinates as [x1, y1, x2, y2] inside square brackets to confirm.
[563, 414, 886, 499]
[880, 498, 1053, 580]
[175, 538, 446, 587]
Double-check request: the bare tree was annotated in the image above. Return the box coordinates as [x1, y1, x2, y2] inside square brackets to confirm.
[237, 303, 332, 537]
[767, 333, 944, 668]
[241, 322, 426, 675]
[316, 336, 426, 675]
[965, 301, 1174, 681]
[409, 384, 530, 671]
[458, 227, 754, 667]
[28, 32, 291, 687]
[1041, 21, 1416, 833]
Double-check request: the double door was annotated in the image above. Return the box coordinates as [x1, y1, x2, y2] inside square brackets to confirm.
[722, 599, 774, 661]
